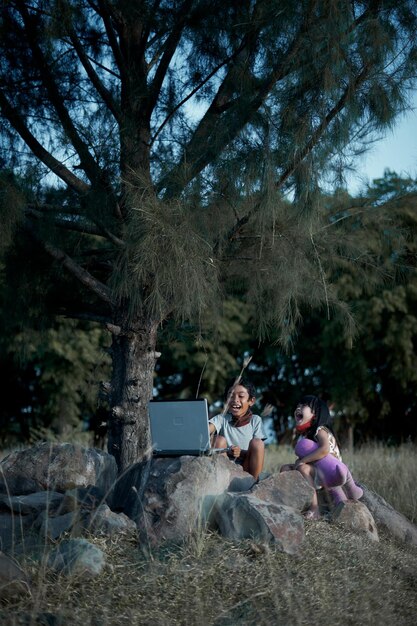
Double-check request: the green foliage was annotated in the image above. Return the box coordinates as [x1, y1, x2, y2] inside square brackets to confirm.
[0, 318, 111, 446]
[112, 191, 219, 323]
[155, 298, 253, 403]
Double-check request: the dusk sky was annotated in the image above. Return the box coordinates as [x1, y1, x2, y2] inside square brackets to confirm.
[347, 90, 417, 194]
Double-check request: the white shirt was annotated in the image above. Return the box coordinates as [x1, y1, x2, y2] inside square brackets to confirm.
[209, 413, 266, 450]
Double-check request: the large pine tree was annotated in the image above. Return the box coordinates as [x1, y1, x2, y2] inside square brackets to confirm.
[1, 1, 416, 470]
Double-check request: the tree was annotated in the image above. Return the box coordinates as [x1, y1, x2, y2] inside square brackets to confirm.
[244, 172, 417, 444]
[1, 1, 416, 470]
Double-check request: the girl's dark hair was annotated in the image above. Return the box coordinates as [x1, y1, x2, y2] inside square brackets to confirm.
[298, 394, 335, 440]
[224, 376, 256, 400]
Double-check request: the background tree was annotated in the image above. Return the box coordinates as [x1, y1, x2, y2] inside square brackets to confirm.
[153, 172, 417, 444]
[1, 1, 417, 470]
[250, 172, 417, 444]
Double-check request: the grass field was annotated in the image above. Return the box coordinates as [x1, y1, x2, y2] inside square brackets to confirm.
[1, 443, 417, 625]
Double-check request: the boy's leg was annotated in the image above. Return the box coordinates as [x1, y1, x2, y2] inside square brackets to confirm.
[297, 463, 320, 519]
[213, 434, 228, 450]
[242, 438, 265, 481]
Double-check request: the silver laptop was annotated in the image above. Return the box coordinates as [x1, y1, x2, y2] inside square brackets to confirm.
[149, 399, 213, 456]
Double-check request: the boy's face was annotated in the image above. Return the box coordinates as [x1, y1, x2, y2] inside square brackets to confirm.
[227, 384, 255, 419]
[294, 403, 314, 429]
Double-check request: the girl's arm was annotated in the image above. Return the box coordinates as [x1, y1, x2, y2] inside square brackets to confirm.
[295, 429, 330, 467]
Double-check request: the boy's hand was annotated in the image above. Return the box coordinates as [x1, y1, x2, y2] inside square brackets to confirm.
[229, 445, 241, 459]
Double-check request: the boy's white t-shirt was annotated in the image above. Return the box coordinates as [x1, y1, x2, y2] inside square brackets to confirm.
[209, 413, 266, 450]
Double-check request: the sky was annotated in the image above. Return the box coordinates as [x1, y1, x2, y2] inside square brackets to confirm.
[346, 91, 417, 195]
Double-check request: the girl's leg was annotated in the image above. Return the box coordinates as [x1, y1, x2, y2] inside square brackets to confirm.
[297, 463, 320, 519]
[242, 438, 265, 481]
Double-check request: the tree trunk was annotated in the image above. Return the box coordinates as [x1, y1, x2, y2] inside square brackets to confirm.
[107, 319, 159, 473]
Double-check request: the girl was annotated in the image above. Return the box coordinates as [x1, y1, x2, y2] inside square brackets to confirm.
[281, 395, 352, 519]
[208, 377, 266, 480]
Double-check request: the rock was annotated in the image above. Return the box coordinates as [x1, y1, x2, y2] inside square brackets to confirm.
[210, 492, 305, 554]
[0, 442, 117, 496]
[48, 538, 105, 577]
[38, 510, 84, 541]
[110, 455, 255, 546]
[86, 504, 137, 536]
[250, 470, 315, 512]
[361, 484, 417, 546]
[0, 491, 64, 515]
[330, 500, 379, 541]
[0, 551, 31, 601]
[57, 486, 106, 515]
[0, 512, 38, 553]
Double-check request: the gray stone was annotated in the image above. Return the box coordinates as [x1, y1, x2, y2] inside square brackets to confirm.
[210, 492, 305, 554]
[0, 512, 37, 552]
[0, 491, 64, 515]
[0, 442, 117, 496]
[330, 500, 379, 541]
[87, 504, 137, 536]
[361, 484, 417, 546]
[111, 455, 255, 546]
[57, 486, 105, 514]
[38, 510, 84, 541]
[250, 470, 315, 512]
[48, 538, 105, 577]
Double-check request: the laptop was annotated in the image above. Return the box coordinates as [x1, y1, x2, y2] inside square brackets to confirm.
[149, 399, 216, 456]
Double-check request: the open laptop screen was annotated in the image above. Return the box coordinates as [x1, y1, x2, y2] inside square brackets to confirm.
[149, 399, 211, 456]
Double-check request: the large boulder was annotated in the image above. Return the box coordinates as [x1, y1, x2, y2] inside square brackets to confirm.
[361, 484, 417, 546]
[330, 500, 379, 541]
[210, 492, 305, 554]
[110, 455, 255, 545]
[0, 442, 117, 496]
[250, 470, 315, 512]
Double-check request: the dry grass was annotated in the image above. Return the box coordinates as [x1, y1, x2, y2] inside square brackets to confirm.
[343, 442, 417, 525]
[1, 444, 417, 625]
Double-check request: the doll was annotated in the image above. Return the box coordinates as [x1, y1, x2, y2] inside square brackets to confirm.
[295, 438, 363, 504]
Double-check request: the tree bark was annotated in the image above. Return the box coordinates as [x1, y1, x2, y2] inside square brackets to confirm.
[107, 319, 159, 473]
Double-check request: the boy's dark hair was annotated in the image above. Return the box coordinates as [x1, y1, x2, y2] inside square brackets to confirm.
[224, 376, 256, 401]
[298, 394, 335, 440]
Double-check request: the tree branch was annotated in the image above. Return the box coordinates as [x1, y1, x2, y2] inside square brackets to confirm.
[0, 89, 90, 195]
[216, 65, 372, 250]
[145, 0, 194, 117]
[157, 0, 314, 197]
[60, 309, 115, 327]
[23, 221, 114, 306]
[150, 46, 246, 147]
[26, 207, 125, 246]
[66, 24, 121, 121]
[94, 0, 127, 80]
[17, 1, 109, 188]
[276, 66, 370, 189]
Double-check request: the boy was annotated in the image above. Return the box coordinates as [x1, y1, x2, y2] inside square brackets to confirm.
[209, 377, 266, 480]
